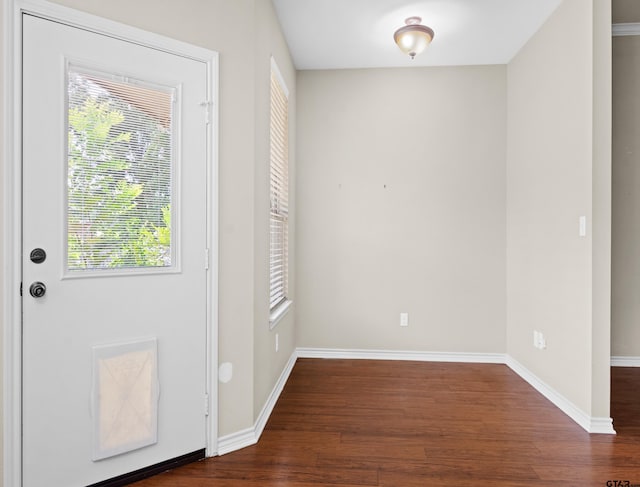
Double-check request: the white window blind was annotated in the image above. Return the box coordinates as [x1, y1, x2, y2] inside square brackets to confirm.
[269, 60, 289, 311]
[67, 68, 175, 271]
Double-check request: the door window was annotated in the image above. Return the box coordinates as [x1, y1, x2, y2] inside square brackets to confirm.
[67, 66, 176, 273]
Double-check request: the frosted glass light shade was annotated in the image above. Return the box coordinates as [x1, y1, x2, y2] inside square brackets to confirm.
[394, 17, 435, 59]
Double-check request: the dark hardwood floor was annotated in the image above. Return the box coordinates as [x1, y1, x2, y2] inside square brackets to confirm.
[133, 359, 640, 486]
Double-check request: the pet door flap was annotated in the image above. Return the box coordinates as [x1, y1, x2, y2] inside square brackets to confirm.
[91, 338, 159, 461]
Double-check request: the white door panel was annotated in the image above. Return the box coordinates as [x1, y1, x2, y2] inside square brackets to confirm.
[22, 14, 208, 487]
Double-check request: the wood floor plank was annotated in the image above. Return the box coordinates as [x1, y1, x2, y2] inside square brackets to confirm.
[131, 360, 640, 486]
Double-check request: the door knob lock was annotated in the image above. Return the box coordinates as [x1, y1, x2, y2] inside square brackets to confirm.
[29, 282, 46, 298]
[30, 248, 47, 264]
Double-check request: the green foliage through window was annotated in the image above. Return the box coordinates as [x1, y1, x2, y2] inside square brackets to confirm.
[67, 70, 173, 270]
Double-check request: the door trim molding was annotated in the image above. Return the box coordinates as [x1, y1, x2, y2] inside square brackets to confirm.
[3, 2, 219, 485]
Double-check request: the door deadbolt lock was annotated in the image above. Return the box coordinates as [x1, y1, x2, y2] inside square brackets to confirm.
[30, 248, 46, 264]
[29, 282, 46, 298]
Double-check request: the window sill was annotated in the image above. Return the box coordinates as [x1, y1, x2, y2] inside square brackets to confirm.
[269, 299, 292, 330]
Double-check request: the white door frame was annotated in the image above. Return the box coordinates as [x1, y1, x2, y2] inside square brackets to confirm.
[2, 1, 219, 485]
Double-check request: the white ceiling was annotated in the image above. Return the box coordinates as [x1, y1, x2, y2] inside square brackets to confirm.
[272, 0, 562, 70]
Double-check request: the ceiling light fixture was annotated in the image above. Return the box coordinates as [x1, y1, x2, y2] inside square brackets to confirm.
[393, 17, 435, 60]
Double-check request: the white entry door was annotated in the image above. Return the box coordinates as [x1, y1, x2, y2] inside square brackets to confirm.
[22, 14, 211, 487]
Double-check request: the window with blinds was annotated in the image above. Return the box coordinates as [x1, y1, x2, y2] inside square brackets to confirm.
[67, 67, 175, 272]
[269, 60, 289, 312]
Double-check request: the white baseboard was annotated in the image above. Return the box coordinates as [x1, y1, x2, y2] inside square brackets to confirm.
[505, 356, 616, 435]
[613, 22, 640, 37]
[296, 347, 506, 364]
[217, 350, 297, 455]
[590, 416, 616, 434]
[216, 426, 256, 456]
[254, 350, 297, 439]
[611, 356, 640, 367]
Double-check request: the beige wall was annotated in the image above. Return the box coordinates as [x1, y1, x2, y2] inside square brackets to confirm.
[0, 0, 297, 459]
[253, 0, 297, 417]
[613, 0, 640, 23]
[0, 0, 4, 481]
[591, 0, 612, 420]
[296, 66, 507, 353]
[612, 35, 640, 357]
[506, 0, 611, 418]
[612, 0, 640, 362]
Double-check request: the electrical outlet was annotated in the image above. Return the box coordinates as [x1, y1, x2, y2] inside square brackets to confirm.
[533, 330, 547, 350]
[275, 333, 279, 352]
[538, 332, 546, 350]
[400, 313, 409, 327]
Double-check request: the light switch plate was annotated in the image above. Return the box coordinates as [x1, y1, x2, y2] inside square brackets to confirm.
[579, 216, 586, 237]
[400, 313, 409, 327]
